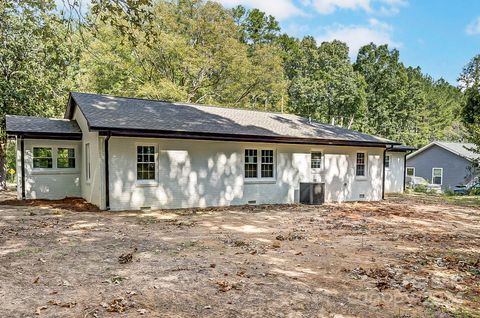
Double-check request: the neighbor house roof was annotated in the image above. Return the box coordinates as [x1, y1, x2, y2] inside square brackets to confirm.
[407, 141, 480, 161]
[65, 92, 398, 147]
[6, 115, 82, 140]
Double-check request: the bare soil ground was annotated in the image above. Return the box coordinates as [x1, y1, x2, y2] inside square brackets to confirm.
[0, 192, 479, 318]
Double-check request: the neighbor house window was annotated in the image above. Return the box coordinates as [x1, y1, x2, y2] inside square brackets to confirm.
[85, 143, 91, 181]
[311, 152, 322, 169]
[57, 148, 75, 168]
[33, 147, 53, 169]
[385, 155, 390, 168]
[137, 145, 156, 181]
[261, 150, 274, 178]
[406, 167, 415, 176]
[432, 168, 443, 185]
[356, 152, 366, 177]
[244, 149, 258, 178]
[245, 149, 275, 179]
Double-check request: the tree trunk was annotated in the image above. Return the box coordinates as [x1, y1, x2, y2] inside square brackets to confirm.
[0, 142, 7, 191]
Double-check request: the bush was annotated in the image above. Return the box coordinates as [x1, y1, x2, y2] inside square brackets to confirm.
[413, 184, 428, 193]
[444, 188, 455, 196]
[468, 188, 480, 196]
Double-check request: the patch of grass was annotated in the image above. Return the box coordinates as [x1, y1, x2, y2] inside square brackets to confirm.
[49, 209, 65, 215]
[396, 193, 480, 207]
[135, 215, 159, 225]
[14, 247, 43, 257]
[104, 275, 126, 285]
[443, 195, 480, 207]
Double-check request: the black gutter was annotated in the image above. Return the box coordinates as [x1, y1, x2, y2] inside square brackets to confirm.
[95, 128, 399, 148]
[403, 152, 408, 192]
[104, 132, 111, 210]
[20, 136, 25, 200]
[6, 132, 82, 140]
[382, 145, 394, 200]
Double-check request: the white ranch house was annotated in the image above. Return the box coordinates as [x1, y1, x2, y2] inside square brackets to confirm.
[6, 92, 413, 210]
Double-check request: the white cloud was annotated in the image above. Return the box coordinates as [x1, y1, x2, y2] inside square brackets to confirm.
[466, 17, 480, 35]
[301, 0, 406, 15]
[303, 0, 371, 15]
[316, 19, 401, 57]
[216, 0, 407, 19]
[377, 0, 407, 15]
[216, 0, 304, 20]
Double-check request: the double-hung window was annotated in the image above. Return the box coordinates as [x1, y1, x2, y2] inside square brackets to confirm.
[245, 149, 275, 180]
[33, 147, 53, 169]
[406, 167, 415, 177]
[311, 152, 322, 169]
[244, 149, 258, 178]
[57, 148, 75, 168]
[137, 145, 156, 181]
[32, 146, 77, 170]
[432, 168, 443, 185]
[356, 152, 366, 177]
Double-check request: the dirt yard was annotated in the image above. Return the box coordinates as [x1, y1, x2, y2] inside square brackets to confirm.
[0, 192, 479, 318]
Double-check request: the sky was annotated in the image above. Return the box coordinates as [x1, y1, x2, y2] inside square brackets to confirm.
[218, 0, 480, 85]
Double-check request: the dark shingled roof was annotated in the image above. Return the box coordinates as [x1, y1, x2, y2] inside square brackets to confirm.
[68, 92, 398, 146]
[6, 115, 82, 139]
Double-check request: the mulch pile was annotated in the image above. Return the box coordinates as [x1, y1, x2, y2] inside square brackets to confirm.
[0, 197, 100, 212]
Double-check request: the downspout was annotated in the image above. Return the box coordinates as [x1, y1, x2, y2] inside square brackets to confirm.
[382, 145, 393, 200]
[104, 132, 111, 210]
[20, 136, 26, 200]
[403, 152, 408, 192]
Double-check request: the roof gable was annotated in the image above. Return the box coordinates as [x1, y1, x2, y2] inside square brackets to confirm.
[407, 141, 480, 161]
[67, 92, 397, 146]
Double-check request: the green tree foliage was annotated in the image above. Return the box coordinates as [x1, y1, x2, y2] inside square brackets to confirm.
[459, 54, 480, 153]
[0, 0, 473, 188]
[354, 43, 462, 147]
[286, 38, 367, 129]
[458, 54, 480, 89]
[354, 43, 408, 137]
[231, 5, 280, 45]
[79, 0, 287, 110]
[0, 0, 78, 188]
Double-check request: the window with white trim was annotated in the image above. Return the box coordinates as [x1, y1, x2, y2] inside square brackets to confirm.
[57, 148, 75, 168]
[261, 150, 274, 178]
[356, 152, 366, 177]
[137, 145, 156, 181]
[406, 167, 415, 176]
[385, 155, 390, 168]
[432, 168, 443, 185]
[33, 147, 53, 169]
[85, 143, 91, 181]
[244, 149, 258, 178]
[311, 152, 322, 169]
[244, 149, 275, 179]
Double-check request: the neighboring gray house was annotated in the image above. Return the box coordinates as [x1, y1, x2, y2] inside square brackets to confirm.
[6, 92, 406, 211]
[406, 141, 480, 190]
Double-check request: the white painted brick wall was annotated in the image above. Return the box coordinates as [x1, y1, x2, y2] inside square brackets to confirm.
[18, 139, 81, 199]
[385, 152, 405, 193]
[107, 137, 385, 210]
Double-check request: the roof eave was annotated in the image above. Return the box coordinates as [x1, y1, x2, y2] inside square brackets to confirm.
[6, 131, 83, 140]
[92, 127, 399, 147]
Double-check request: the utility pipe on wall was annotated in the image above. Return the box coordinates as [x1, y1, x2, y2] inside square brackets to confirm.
[382, 145, 394, 200]
[104, 132, 111, 210]
[20, 136, 25, 200]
